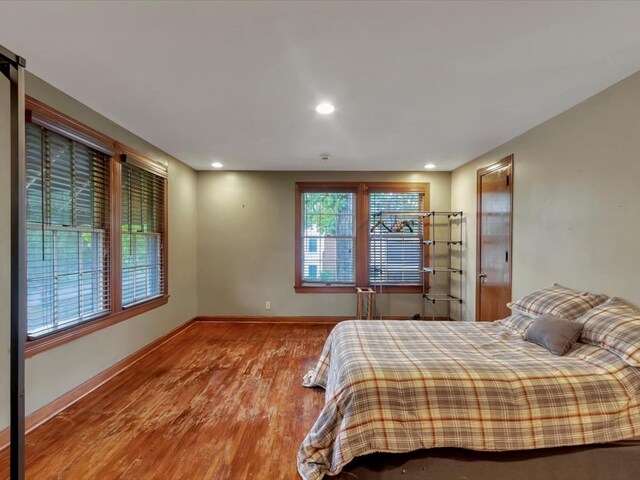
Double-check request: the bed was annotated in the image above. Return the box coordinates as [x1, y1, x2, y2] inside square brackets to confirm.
[297, 319, 640, 480]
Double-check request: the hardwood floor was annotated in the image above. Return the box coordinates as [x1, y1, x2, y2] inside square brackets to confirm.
[0, 323, 334, 479]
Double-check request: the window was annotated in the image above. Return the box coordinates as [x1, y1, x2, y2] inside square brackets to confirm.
[300, 191, 355, 284]
[295, 182, 428, 293]
[26, 122, 111, 338]
[24, 97, 168, 352]
[121, 162, 166, 306]
[368, 191, 424, 285]
[308, 264, 318, 279]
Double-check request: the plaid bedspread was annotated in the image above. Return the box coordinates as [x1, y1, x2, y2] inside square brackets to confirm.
[298, 320, 640, 480]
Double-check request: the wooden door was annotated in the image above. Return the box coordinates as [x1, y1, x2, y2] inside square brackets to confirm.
[476, 155, 513, 321]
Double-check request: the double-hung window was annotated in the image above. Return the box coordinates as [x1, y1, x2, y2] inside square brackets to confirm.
[121, 160, 167, 306]
[299, 189, 356, 286]
[368, 189, 424, 286]
[295, 182, 428, 293]
[25, 98, 168, 351]
[26, 120, 111, 338]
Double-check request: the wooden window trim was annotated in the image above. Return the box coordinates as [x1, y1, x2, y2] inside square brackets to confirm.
[26, 96, 114, 155]
[294, 181, 429, 294]
[293, 285, 423, 294]
[24, 98, 169, 356]
[117, 143, 168, 179]
[25, 296, 169, 357]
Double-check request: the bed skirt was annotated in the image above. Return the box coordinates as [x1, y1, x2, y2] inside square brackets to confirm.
[336, 441, 640, 480]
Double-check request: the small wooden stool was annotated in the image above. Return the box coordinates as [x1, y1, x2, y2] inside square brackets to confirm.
[356, 287, 376, 320]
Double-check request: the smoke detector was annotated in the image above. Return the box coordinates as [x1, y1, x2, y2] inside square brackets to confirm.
[320, 153, 331, 162]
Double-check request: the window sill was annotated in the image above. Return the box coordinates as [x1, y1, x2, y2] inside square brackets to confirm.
[294, 285, 355, 293]
[25, 296, 169, 358]
[294, 285, 423, 294]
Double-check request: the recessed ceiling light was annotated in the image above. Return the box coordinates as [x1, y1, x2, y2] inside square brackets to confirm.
[424, 163, 437, 169]
[211, 162, 224, 168]
[316, 103, 335, 115]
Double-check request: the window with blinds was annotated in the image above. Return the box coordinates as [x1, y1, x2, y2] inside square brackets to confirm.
[26, 122, 111, 338]
[301, 192, 356, 285]
[295, 183, 427, 292]
[121, 162, 166, 307]
[368, 191, 424, 285]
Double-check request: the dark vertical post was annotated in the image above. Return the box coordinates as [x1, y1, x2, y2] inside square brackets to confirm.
[1, 44, 27, 480]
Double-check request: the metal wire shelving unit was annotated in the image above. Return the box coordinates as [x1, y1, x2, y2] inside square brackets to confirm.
[371, 210, 463, 320]
[423, 211, 463, 320]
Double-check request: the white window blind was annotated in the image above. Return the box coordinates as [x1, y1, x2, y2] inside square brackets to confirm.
[301, 192, 355, 285]
[121, 162, 166, 307]
[369, 192, 423, 285]
[26, 122, 111, 338]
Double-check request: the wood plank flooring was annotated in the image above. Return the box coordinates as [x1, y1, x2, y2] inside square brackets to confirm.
[0, 323, 334, 479]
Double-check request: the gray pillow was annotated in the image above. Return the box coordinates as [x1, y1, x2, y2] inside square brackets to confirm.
[524, 314, 583, 356]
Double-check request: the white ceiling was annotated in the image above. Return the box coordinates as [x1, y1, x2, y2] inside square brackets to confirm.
[2, 1, 640, 171]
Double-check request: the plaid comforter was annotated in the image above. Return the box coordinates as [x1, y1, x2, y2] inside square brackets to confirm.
[298, 320, 640, 480]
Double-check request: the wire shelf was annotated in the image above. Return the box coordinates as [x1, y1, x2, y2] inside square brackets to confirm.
[423, 267, 462, 274]
[373, 210, 463, 218]
[423, 240, 462, 246]
[423, 294, 463, 303]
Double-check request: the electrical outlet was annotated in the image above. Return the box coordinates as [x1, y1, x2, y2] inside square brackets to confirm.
[265, 301, 271, 311]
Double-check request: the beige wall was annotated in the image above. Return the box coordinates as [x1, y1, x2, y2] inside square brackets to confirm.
[196, 171, 452, 318]
[0, 74, 198, 430]
[452, 71, 640, 321]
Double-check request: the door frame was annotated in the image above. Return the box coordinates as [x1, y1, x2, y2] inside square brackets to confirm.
[475, 154, 513, 321]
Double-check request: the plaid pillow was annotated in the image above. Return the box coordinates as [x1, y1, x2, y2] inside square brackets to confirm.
[507, 283, 608, 320]
[498, 313, 535, 335]
[576, 297, 640, 366]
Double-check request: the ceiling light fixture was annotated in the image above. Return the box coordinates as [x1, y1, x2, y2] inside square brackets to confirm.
[424, 163, 437, 169]
[211, 162, 224, 168]
[316, 103, 335, 115]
